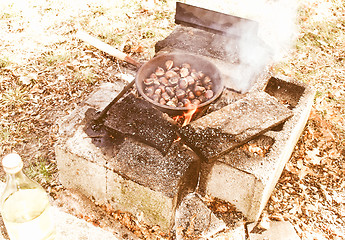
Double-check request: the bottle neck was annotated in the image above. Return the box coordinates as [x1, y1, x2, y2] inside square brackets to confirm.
[5, 170, 38, 191]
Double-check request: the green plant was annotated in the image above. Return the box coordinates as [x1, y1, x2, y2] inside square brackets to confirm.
[0, 57, 11, 68]
[42, 49, 72, 66]
[75, 68, 97, 85]
[25, 156, 57, 185]
[0, 125, 11, 143]
[0, 86, 29, 108]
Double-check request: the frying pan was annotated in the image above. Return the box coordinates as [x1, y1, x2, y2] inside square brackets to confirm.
[77, 31, 223, 120]
[135, 52, 223, 116]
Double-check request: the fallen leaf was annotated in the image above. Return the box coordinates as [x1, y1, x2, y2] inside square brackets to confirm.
[19, 76, 31, 85]
[306, 148, 323, 165]
[131, 45, 144, 53]
[30, 84, 44, 93]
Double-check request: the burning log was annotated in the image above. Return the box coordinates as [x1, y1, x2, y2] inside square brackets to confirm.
[178, 91, 293, 162]
[104, 93, 178, 155]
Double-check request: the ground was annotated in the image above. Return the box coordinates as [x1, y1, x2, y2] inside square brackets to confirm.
[0, 0, 344, 239]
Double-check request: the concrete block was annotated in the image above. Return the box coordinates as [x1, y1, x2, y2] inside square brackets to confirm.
[56, 82, 200, 232]
[106, 169, 176, 231]
[200, 161, 264, 219]
[198, 76, 315, 221]
[55, 137, 108, 203]
[106, 138, 200, 231]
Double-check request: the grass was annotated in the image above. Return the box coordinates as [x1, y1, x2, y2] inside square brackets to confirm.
[0, 86, 29, 109]
[25, 155, 57, 186]
[0, 57, 11, 68]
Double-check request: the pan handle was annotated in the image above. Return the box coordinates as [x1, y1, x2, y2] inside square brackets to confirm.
[76, 31, 142, 68]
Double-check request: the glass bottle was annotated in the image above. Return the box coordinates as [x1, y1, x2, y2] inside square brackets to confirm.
[0, 153, 56, 240]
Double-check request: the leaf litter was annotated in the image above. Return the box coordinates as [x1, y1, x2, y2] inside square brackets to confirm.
[0, 0, 344, 239]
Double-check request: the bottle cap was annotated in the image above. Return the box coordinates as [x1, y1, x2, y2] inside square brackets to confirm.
[2, 153, 24, 174]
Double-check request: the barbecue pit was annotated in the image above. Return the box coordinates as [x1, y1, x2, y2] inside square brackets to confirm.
[55, 2, 315, 236]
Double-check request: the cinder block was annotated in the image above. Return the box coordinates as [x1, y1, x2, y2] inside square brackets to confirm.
[106, 138, 200, 231]
[55, 141, 108, 203]
[198, 76, 315, 221]
[56, 82, 200, 232]
[106, 169, 176, 231]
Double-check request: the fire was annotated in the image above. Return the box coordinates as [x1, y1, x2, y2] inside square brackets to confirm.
[173, 105, 198, 142]
[173, 105, 198, 127]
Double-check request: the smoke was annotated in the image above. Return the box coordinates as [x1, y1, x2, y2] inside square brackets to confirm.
[221, 0, 299, 92]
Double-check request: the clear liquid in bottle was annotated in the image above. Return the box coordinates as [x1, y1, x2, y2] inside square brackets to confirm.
[1, 153, 56, 240]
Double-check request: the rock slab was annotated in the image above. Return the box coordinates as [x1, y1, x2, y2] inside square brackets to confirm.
[248, 221, 301, 240]
[179, 91, 293, 162]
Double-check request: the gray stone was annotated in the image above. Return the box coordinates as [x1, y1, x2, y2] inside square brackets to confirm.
[83, 82, 126, 111]
[179, 91, 293, 162]
[175, 193, 227, 239]
[248, 221, 301, 240]
[211, 223, 246, 240]
[54, 208, 118, 240]
[106, 138, 200, 230]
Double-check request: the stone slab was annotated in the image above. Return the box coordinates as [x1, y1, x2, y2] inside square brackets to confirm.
[175, 193, 227, 239]
[155, 25, 239, 62]
[247, 221, 301, 240]
[108, 138, 199, 199]
[179, 91, 293, 162]
[104, 93, 178, 155]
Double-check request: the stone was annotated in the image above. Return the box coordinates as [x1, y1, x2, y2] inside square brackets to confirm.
[198, 76, 315, 221]
[104, 93, 179, 155]
[155, 25, 239, 62]
[56, 82, 200, 232]
[175, 193, 227, 239]
[54, 208, 119, 240]
[211, 223, 246, 240]
[247, 221, 301, 240]
[0, 182, 122, 240]
[179, 91, 293, 162]
[83, 82, 125, 111]
[106, 138, 200, 230]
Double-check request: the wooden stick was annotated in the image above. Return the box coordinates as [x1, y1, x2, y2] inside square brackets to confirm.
[76, 31, 142, 68]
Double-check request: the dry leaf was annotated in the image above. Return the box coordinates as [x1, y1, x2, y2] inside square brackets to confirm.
[30, 84, 44, 93]
[306, 148, 323, 165]
[131, 45, 144, 53]
[19, 76, 31, 85]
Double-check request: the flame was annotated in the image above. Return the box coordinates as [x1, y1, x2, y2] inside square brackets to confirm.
[173, 105, 198, 127]
[181, 105, 198, 127]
